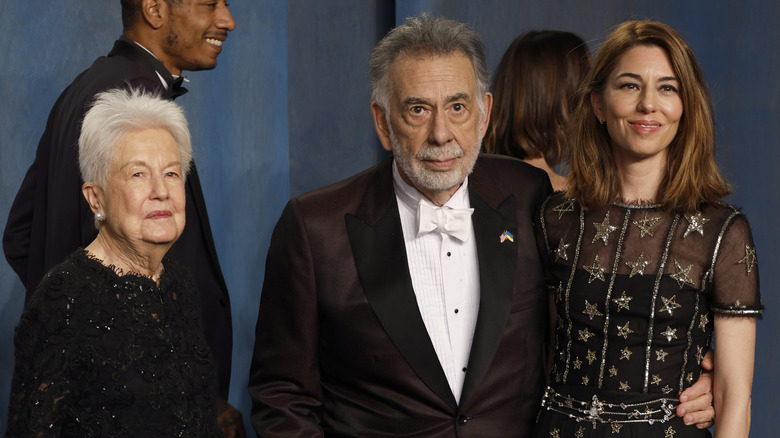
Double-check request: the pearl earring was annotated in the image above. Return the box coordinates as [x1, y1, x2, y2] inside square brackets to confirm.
[95, 212, 106, 222]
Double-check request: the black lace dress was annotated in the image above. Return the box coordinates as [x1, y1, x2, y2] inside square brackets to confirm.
[6, 249, 223, 437]
[532, 193, 762, 438]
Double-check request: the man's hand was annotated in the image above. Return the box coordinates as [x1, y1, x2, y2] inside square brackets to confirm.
[676, 350, 714, 429]
[217, 397, 247, 438]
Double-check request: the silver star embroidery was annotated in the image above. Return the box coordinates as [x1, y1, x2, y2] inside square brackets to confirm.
[619, 381, 631, 392]
[584, 255, 607, 283]
[665, 425, 677, 438]
[611, 423, 623, 434]
[696, 346, 704, 364]
[592, 211, 618, 245]
[554, 238, 570, 262]
[586, 349, 597, 364]
[686, 372, 694, 384]
[549, 428, 560, 438]
[699, 313, 709, 331]
[656, 349, 669, 362]
[612, 291, 633, 312]
[620, 346, 632, 361]
[662, 385, 673, 394]
[737, 244, 757, 274]
[616, 322, 634, 339]
[575, 427, 585, 438]
[633, 211, 661, 238]
[552, 199, 575, 219]
[659, 295, 682, 316]
[651, 374, 662, 385]
[670, 260, 694, 288]
[573, 357, 583, 369]
[609, 366, 618, 377]
[626, 252, 651, 277]
[583, 300, 603, 320]
[683, 211, 709, 238]
[582, 375, 590, 385]
[578, 328, 595, 342]
[660, 326, 678, 342]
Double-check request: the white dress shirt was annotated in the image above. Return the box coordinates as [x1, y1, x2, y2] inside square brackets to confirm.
[392, 163, 480, 403]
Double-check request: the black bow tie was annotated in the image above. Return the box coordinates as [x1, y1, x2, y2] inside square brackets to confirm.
[168, 76, 188, 99]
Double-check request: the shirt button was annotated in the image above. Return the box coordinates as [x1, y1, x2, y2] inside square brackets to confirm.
[454, 308, 459, 314]
[447, 252, 451, 257]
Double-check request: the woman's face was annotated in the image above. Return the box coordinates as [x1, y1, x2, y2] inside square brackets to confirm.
[592, 44, 683, 166]
[99, 127, 186, 250]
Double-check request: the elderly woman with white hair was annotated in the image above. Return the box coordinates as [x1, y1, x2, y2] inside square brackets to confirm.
[6, 88, 223, 437]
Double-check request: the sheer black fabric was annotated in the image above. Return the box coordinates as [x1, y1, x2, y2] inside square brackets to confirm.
[6, 249, 222, 437]
[532, 193, 761, 437]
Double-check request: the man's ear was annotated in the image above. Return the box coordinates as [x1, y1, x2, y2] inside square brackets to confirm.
[141, 0, 168, 29]
[479, 92, 493, 138]
[82, 182, 104, 216]
[371, 102, 392, 152]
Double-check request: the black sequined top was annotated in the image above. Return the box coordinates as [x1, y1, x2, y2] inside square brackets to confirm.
[6, 249, 222, 437]
[537, 193, 762, 397]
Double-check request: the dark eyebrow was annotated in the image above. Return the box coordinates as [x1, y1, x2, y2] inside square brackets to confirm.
[403, 93, 469, 106]
[446, 92, 469, 103]
[616, 72, 679, 82]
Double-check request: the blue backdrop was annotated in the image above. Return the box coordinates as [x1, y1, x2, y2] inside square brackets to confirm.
[1, 1, 777, 434]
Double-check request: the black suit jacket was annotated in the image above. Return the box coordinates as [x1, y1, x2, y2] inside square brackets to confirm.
[250, 155, 552, 437]
[2, 37, 233, 398]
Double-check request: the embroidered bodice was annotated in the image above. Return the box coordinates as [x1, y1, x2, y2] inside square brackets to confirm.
[537, 193, 761, 396]
[6, 249, 222, 437]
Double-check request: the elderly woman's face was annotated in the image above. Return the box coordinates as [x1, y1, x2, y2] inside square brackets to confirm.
[101, 127, 186, 248]
[591, 44, 683, 166]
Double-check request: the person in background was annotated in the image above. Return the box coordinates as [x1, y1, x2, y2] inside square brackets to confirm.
[2, 1, 239, 427]
[6, 88, 223, 437]
[484, 30, 591, 191]
[534, 20, 760, 437]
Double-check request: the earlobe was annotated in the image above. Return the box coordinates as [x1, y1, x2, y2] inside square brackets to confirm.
[371, 102, 393, 151]
[82, 182, 104, 215]
[479, 92, 493, 136]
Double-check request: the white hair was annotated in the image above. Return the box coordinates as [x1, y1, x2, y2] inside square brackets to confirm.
[78, 87, 193, 189]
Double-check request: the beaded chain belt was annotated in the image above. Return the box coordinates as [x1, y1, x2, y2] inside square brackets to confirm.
[541, 386, 677, 426]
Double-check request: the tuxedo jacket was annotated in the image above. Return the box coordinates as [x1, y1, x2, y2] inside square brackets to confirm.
[250, 155, 552, 437]
[2, 37, 233, 398]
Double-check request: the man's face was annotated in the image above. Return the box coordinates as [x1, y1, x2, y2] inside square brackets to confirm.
[159, 0, 236, 75]
[372, 53, 492, 205]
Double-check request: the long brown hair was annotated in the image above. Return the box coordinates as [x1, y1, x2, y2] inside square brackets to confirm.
[485, 31, 591, 167]
[567, 20, 730, 213]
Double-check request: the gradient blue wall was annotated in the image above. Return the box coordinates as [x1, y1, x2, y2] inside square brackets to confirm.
[1, 1, 777, 435]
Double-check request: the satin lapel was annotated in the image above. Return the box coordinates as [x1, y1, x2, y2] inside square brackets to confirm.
[345, 160, 457, 410]
[459, 190, 518, 406]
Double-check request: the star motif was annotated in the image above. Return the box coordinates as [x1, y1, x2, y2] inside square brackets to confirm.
[662, 385, 673, 394]
[620, 346, 632, 361]
[659, 295, 682, 316]
[583, 300, 603, 320]
[633, 211, 661, 238]
[611, 423, 623, 434]
[549, 428, 561, 438]
[552, 198, 575, 219]
[609, 366, 618, 377]
[670, 260, 694, 288]
[554, 238, 570, 262]
[586, 349, 597, 364]
[582, 375, 590, 385]
[683, 211, 709, 238]
[699, 313, 709, 331]
[573, 357, 583, 369]
[737, 244, 757, 274]
[575, 427, 585, 438]
[651, 374, 662, 385]
[686, 372, 694, 384]
[578, 328, 595, 342]
[592, 211, 618, 245]
[619, 381, 631, 392]
[616, 322, 634, 339]
[656, 349, 669, 362]
[660, 326, 678, 342]
[696, 346, 704, 364]
[584, 255, 607, 283]
[665, 425, 677, 437]
[626, 252, 651, 277]
[612, 291, 633, 312]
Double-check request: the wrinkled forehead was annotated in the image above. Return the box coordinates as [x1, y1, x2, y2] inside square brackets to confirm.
[387, 52, 478, 98]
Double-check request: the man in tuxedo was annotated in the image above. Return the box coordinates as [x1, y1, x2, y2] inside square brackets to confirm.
[3, 0, 239, 426]
[250, 14, 715, 437]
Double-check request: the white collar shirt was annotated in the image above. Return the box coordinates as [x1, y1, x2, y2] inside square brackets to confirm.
[392, 162, 481, 403]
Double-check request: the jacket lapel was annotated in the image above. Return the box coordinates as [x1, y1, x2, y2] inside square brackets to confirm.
[459, 188, 518, 407]
[345, 158, 458, 410]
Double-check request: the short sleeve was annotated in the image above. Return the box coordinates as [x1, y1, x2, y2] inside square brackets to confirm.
[710, 213, 762, 317]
